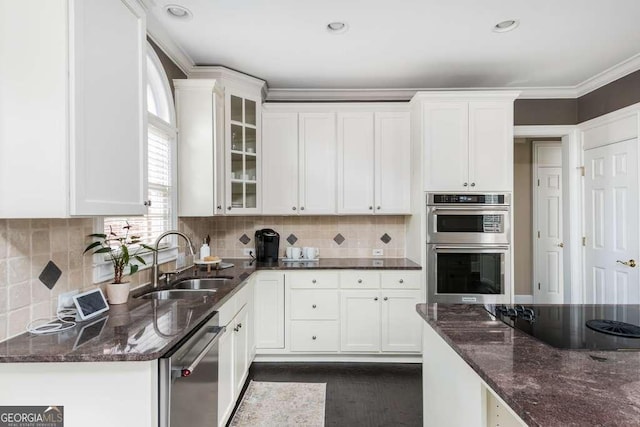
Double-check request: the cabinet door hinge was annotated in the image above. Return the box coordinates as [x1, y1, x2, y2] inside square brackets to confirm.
[579, 166, 585, 177]
[538, 283, 541, 290]
[537, 179, 540, 187]
[582, 236, 587, 246]
[537, 231, 541, 238]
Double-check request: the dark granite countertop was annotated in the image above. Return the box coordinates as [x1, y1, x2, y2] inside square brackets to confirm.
[416, 303, 640, 427]
[0, 258, 419, 363]
[256, 257, 421, 270]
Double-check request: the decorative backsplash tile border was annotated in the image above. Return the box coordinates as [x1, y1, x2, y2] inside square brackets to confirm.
[179, 216, 406, 259]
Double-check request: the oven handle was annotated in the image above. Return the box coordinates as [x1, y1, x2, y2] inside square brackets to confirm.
[430, 207, 509, 214]
[431, 245, 510, 251]
[173, 326, 225, 378]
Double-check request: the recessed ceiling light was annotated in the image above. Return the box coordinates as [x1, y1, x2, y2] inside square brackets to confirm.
[493, 19, 519, 33]
[165, 4, 192, 19]
[327, 22, 348, 34]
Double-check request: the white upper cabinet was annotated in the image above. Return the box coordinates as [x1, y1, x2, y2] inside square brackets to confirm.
[415, 92, 518, 192]
[468, 101, 514, 192]
[298, 113, 337, 215]
[337, 109, 411, 214]
[374, 112, 411, 214]
[261, 108, 337, 215]
[226, 91, 262, 214]
[262, 112, 299, 214]
[175, 79, 225, 216]
[0, 0, 147, 218]
[422, 102, 469, 191]
[337, 113, 375, 214]
[174, 68, 266, 216]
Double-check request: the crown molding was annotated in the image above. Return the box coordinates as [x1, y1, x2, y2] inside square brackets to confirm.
[189, 66, 268, 99]
[267, 87, 567, 101]
[145, 13, 194, 76]
[575, 53, 640, 98]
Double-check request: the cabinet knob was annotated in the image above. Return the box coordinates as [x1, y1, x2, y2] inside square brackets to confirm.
[233, 326, 239, 332]
[399, 279, 404, 284]
[377, 206, 381, 210]
[312, 304, 317, 309]
[369, 206, 373, 210]
[463, 182, 468, 187]
[300, 206, 305, 211]
[358, 279, 362, 284]
[292, 206, 297, 211]
[374, 297, 378, 301]
[470, 182, 476, 187]
[227, 206, 232, 210]
[312, 336, 317, 340]
[383, 297, 388, 301]
[217, 205, 222, 210]
[144, 200, 152, 207]
[238, 323, 242, 329]
[312, 279, 317, 284]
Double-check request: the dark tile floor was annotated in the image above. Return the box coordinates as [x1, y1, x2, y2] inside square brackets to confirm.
[230, 362, 423, 427]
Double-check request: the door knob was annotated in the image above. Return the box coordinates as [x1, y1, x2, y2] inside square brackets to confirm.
[617, 259, 637, 268]
[557, 242, 564, 248]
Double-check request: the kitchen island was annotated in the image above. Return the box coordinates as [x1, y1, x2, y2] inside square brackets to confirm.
[417, 303, 640, 426]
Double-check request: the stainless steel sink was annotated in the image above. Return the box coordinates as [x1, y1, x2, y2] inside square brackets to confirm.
[139, 289, 217, 300]
[173, 278, 233, 290]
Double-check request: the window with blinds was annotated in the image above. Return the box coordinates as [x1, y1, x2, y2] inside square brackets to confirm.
[103, 126, 173, 246]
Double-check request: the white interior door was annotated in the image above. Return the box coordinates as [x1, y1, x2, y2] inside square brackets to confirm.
[534, 167, 564, 303]
[584, 139, 639, 304]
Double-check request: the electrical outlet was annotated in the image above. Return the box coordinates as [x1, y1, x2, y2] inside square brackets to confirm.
[243, 248, 255, 257]
[57, 290, 80, 312]
[372, 249, 384, 256]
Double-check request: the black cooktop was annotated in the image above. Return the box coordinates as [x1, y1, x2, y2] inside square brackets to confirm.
[485, 304, 640, 351]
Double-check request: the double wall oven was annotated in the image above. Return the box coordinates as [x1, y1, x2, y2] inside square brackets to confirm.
[427, 193, 511, 304]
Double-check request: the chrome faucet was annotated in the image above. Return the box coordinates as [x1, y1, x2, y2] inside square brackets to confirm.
[152, 230, 196, 288]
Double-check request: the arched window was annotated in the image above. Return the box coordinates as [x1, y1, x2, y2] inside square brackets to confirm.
[97, 44, 178, 282]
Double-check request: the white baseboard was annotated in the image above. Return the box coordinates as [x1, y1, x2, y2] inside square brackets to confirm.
[254, 354, 422, 363]
[514, 294, 534, 304]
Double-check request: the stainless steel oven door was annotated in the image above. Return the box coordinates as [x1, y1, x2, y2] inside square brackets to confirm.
[427, 206, 510, 244]
[427, 244, 511, 304]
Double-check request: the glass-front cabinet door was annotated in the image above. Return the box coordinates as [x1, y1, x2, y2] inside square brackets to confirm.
[226, 92, 261, 214]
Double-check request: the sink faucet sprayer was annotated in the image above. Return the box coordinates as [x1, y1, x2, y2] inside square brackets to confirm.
[152, 230, 196, 289]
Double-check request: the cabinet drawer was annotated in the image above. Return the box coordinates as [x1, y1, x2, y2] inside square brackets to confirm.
[287, 272, 339, 289]
[340, 271, 380, 289]
[290, 321, 339, 352]
[290, 290, 339, 320]
[381, 271, 421, 290]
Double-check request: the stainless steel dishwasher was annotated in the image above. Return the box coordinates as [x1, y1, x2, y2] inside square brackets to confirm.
[159, 312, 224, 427]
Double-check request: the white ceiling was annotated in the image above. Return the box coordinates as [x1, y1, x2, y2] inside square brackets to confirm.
[148, 0, 640, 91]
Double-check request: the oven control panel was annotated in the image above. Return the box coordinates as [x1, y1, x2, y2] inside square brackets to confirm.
[431, 194, 506, 204]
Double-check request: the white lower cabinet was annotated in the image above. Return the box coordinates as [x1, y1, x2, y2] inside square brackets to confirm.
[273, 270, 422, 356]
[254, 272, 285, 349]
[233, 305, 250, 397]
[218, 325, 234, 427]
[340, 289, 422, 353]
[381, 291, 423, 352]
[340, 291, 381, 352]
[218, 282, 253, 427]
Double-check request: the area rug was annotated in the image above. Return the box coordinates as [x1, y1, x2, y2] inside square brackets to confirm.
[229, 381, 326, 427]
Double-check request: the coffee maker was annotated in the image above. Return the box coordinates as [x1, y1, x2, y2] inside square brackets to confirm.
[255, 229, 280, 263]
